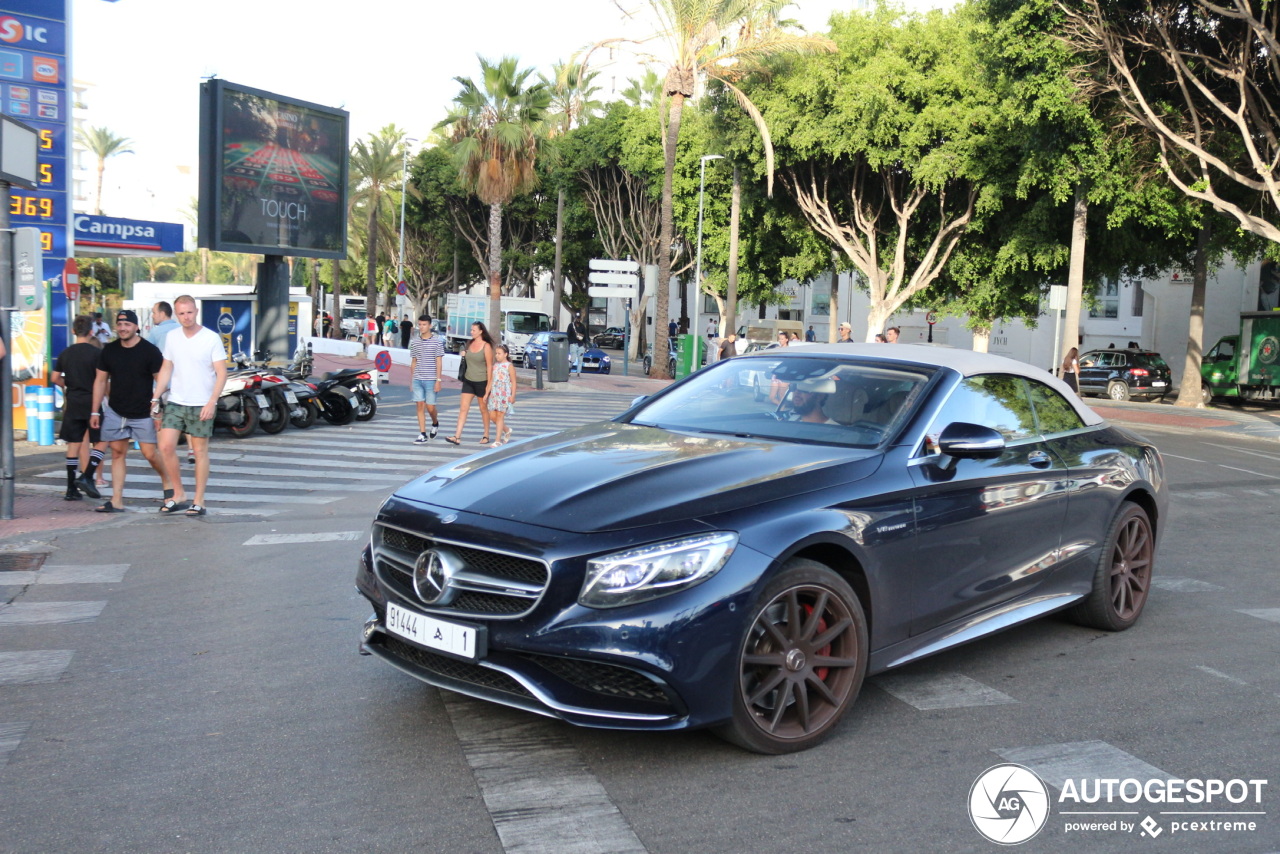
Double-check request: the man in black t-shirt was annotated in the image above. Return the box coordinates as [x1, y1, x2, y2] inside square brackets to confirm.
[52, 315, 107, 501]
[89, 310, 173, 512]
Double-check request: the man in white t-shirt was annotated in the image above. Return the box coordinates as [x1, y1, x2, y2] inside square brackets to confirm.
[152, 295, 228, 517]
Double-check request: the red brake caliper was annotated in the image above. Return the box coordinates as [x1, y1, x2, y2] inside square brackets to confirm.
[802, 603, 830, 681]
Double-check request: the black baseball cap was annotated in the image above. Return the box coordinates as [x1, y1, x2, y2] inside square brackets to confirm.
[116, 309, 139, 326]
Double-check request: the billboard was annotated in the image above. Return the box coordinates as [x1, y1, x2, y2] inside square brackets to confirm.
[198, 79, 348, 259]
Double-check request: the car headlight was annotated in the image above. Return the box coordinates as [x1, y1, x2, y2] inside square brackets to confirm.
[579, 532, 738, 608]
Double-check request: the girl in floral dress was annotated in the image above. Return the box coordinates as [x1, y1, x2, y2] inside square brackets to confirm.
[487, 344, 517, 446]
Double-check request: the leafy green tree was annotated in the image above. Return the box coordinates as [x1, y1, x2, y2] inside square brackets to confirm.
[601, 0, 834, 376]
[350, 125, 408, 316]
[742, 5, 998, 339]
[438, 55, 552, 334]
[75, 126, 132, 215]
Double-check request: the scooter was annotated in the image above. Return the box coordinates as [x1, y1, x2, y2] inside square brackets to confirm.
[314, 367, 377, 422]
[215, 364, 267, 438]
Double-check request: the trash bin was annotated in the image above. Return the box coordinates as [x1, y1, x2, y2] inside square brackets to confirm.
[548, 334, 570, 383]
[675, 334, 700, 379]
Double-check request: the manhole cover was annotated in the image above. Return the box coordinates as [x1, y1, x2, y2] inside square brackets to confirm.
[0, 553, 48, 572]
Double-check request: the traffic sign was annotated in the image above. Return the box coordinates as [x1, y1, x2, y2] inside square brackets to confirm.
[396, 280, 407, 296]
[926, 311, 937, 326]
[589, 258, 639, 272]
[588, 271, 638, 286]
[374, 350, 392, 372]
[62, 257, 78, 303]
[589, 286, 637, 298]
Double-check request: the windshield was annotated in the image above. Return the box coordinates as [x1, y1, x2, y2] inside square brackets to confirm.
[625, 355, 933, 448]
[341, 308, 365, 320]
[507, 312, 550, 334]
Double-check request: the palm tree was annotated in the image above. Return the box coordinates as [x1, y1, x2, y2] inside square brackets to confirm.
[438, 55, 552, 335]
[350, 125, 408, 319]
[543, 60, 604, 328]
[602, 0, 833, 377]
[76, 126, 133, 215]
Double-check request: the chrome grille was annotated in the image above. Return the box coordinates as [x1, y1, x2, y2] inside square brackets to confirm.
[374, 523, 550, 619]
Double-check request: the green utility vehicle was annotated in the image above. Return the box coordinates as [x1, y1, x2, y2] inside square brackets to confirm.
[1199, 311, 1280, 404]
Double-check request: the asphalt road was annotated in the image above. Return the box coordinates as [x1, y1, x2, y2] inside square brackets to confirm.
[0, 389, 1277, 853]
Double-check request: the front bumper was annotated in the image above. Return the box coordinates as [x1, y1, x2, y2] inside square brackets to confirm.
[355, 502, 772, 730]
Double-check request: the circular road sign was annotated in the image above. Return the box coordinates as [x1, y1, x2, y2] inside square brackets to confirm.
[926, 311, 938, 326]
[374, 350, 392, 372]
[396, 280, 408, 296]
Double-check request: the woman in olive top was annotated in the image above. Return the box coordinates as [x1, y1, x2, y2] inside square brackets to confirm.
[446, 321, 496, 444]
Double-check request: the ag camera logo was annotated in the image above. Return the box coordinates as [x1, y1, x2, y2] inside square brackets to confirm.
[969, 763, 1050, 845]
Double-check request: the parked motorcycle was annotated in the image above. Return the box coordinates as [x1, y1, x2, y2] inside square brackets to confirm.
[214, 367, 267, 438]
[313, 367, 377, 422]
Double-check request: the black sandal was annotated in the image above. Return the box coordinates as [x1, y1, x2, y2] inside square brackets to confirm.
[159, 499, 190, 515]
[479, 436, 490, 444]
[94, 502, 125, 514]
[445, 436, 461, 445]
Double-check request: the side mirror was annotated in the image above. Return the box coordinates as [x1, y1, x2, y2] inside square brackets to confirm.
[937, 422, 1006, 460]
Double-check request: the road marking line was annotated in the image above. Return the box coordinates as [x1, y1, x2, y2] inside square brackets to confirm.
[996, 740, 1167, 790]
[1161, 453, 1207, 463]
[0, 601, 107, 626]
[0, 721, 31, 768]
[1221, 446, 1280, 462]
[21, 483, 337, 505]
[442, 694, 648, 854]
[1217, 464, 1280, 481]
[1195, 666, 1253, 689]
[1152, 577, 1224, 592]
[873, 672, 1017, 709]
[1237, 608, 1280, 623]
[33, 565, 130, 584]
[242, 532, 363, 546]
[0, 650, 73, 685]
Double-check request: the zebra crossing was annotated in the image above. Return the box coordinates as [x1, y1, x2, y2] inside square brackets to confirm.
[28, 392, 639, 511]
[0, 560, 129, 769]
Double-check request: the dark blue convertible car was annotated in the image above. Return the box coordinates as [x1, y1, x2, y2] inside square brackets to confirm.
[357, 345, 1166, 753]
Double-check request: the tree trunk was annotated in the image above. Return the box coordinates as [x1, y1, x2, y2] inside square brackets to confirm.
[331, 258, 341, 337]
[310, 258, 321, 337]
[1176, 219, 1211, 407]
[829, 260, 840, 343]
[971, 325, 991, 353]
[487, 202, 503, 336]
[365, 190, 379, 318]
[1061, 186, 1088, 371]
[552, 189, 565, 329]
[94, 160, 105, 216]
[726, 165, 741, 338]
[654, 93, 686, 380]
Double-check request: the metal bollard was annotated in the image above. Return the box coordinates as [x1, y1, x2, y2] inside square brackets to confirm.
[535, 358, 543, 390]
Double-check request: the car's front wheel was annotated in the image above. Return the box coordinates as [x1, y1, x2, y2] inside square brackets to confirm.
[1068, 502, 1154, 631]
[718, 560, 868, 754]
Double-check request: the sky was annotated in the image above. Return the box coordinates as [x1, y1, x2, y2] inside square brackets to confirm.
[69, 0, 867, 231]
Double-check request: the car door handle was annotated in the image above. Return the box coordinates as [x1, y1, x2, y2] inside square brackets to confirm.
[1027, 451, 1052, 468]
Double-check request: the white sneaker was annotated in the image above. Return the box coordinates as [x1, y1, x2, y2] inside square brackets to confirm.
[429, 425, 439, 439]
[413, 432, 428, 445]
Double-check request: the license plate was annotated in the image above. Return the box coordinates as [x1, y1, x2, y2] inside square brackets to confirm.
[254, 394, 269, 407]
[386, 602, 483, 660]
[284, 390, 298, 403]
[1152, 381, 1167, 387]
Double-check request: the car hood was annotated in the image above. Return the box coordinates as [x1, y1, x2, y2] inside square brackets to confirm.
[394, 422, 883, 533]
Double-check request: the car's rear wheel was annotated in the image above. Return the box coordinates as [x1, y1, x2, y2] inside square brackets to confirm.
[718, 560, 868, 754]
[1068, 503, 1154, 631]
[1107, 381, 1131, 402]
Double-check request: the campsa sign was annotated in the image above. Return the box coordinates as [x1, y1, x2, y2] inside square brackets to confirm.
[73, 214, 184, 255]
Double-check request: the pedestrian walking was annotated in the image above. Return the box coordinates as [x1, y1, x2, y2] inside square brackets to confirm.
[805, 325, 816, 342]
[90, 312, 111, 346]
[717, 332, 737, 361]
[384, 316, 397, 347]
[147, 301, 179, 350]
[486, 344, 517, 446]
[885, 326, 900, 343]
[51, 315, 106, 501]
[1061, 347, 1080, 392]
[445, 321, 494, 445]
[400, 317, 413, 349]
[152, 295, 228, 517]
[409, 314, 445, 444]
[567, 316, 588, 376]
[837, 322, 854, 343]
[88, 310, 171, 513]
[374, 313, 386, 346]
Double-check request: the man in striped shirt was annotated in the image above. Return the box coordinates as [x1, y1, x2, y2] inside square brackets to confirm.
[409, 314, 445, 444]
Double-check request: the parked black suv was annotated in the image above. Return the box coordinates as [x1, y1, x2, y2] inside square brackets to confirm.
[1078, 349, 1172, 401]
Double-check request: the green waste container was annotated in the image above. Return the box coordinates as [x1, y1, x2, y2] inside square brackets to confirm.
[675, 334, 700, 379]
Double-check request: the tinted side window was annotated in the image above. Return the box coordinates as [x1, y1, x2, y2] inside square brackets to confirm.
[1026, 380, 1086, 434]
[929, 374, 1037, 442]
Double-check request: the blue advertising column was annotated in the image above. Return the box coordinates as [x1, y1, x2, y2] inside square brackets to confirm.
[201, 298, 253, 361]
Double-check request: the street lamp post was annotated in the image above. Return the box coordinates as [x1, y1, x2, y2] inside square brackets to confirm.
[693, 154, 723, 368]
[397, 138, 418, 313]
